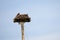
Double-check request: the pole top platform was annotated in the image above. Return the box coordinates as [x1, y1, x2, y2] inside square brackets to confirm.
[13, 13, 31, 23]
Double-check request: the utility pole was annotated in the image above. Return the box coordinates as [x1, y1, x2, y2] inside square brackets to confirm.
[13, 13, 31, 40]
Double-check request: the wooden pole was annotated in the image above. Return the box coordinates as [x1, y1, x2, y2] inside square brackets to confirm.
[20, 22, 24, 40]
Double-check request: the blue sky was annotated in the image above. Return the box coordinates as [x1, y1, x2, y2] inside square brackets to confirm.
[0, 0, 60, 40]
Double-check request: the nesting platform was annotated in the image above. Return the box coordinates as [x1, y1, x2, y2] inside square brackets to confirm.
[13, 13, 31, 23]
